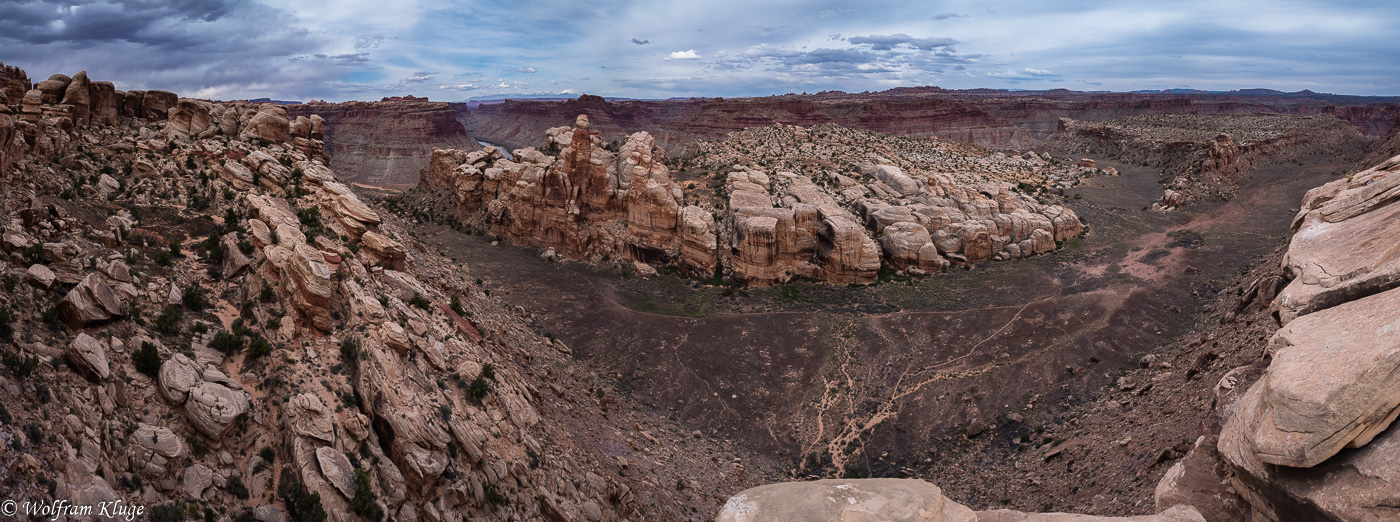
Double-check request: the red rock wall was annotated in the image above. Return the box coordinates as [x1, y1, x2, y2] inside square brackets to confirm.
[287, 101, 477, 186]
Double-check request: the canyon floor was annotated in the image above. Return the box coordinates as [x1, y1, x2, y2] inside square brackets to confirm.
[382, 149, 1356, 515]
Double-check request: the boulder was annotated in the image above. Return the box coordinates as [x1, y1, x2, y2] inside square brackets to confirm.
[870, 164, 921, 196]
[25, 263, 55, 288]
[158, 353, 203, 405]
[129, 423, 185, 477]
[59, 71, 91, 125]
[140, 90, 178, 120]
[65, 333, 110, 382]
[1237, 285, 1400, 467]
[185, 381, 250, 439]
[169, 99, 212, 136]
[182, 463, 214, 498]
[248, 105, 291, 143]
[360, 230, 405, 269]
[287, 393, 336, 442]
[716, 478, 976, 522]
[58, 273, 126, 327]
[315, 446, 356, 499]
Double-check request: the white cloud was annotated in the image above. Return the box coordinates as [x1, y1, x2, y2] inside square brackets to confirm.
[665, 49, 702, 60]
[516, 67, 537, 73]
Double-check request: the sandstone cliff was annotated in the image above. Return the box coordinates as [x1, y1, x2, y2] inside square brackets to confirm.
[1046, 114, 1369, 210]
[426, 118, 1090, 284]
[287, 101, 477, 186]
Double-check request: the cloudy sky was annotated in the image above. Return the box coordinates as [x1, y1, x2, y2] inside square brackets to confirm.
[1, 0, 1396, 101]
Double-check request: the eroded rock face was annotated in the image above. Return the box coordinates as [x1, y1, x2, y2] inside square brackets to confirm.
[435, 119, 1082, 284]
[248, 105, 291, 143]
[1273, 154, 1400, 324]
[285, 242, 335, 331]
[130, 423, 185, 477]
[1225, 285, 1400, 469]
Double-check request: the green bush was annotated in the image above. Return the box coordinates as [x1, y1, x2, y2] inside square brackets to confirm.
[247, 336, 272, 359]
[409, 293, 430, 310]
[348, 469, 383, 521]
[0, 307, 13, 341]
[154, 305, 183, 335]
[182, 285, 207, 312]
[210, 331, 243, 354]
[278, 469, 327, 522]
[133, 341, 162, 378]
[449, 293, 466, 316]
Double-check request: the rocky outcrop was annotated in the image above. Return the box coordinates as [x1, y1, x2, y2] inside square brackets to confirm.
[286, 100, 478, 185]
[717, 479, 1206, 522]
[1195, 153, 1400, 520]
[1272, 154, 1400, 323]
[431, 119, 1083, 284]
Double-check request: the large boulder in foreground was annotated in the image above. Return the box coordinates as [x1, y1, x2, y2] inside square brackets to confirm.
[1220, 372, 1400, 521]
[1237, 285, 1400, 468]
[716, 479, 1206, 522]
[716, 478, 975, 522]
[1273, 154, 1400, 324]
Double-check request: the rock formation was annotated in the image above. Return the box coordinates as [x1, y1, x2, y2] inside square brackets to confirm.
[428, 119, 1085, 284]
[0, 63, 782, 522]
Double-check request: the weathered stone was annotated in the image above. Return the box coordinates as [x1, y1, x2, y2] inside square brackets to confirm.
[248, 105, 291, 143]
[287, 393, 335, 443]
[1273, 154, 1400, 323]
[182, 463, 214, 498]
[58, 273, 126, 327]
[141, 90, 178, 120]
[286, 243, 334, 331]
[185, 381, 250, 439]
[25, 263, 55, 288]
[65, 333, 110, 382]
[1240, 285, 1400, 467]
[158, 353, 202, 405]
[315, 446, 356, 499]
[716, 478, 976, 522]
[130, 424, 185, 477]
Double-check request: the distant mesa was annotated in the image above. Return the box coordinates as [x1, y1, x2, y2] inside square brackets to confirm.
[381, 95, 430, 102]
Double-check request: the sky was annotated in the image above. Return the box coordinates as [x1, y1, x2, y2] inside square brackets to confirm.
[1, 0, 1397, 102]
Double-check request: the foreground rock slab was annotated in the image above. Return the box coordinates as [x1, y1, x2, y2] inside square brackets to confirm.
[715, 479, 1205, 522]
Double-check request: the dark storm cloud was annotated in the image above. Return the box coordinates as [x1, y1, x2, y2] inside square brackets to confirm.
[631, 38, 651, 45]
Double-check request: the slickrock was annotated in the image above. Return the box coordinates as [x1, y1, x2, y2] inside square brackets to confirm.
[285, 242, 335, 331]
[1272, 154, 1400, 323]
[315, 446, 357, 499]
[716, 479, 1206, 522]
[58, 272, 126, 327]
[716, 479, 976, 522]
